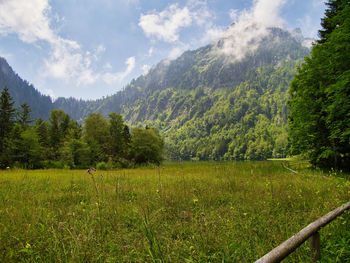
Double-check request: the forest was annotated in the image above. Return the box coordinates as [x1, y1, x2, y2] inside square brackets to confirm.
[0, 87, 164, 169]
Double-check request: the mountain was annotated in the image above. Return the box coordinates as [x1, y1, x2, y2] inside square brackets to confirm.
[0, 57, 53, 120]
[1, 27, 311, 160]
[54, 27, 309, 160]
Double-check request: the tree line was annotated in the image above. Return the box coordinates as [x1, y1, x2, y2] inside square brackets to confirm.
[0, 87, 164, 169]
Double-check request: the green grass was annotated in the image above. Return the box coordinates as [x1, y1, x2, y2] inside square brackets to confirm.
[0, 162, 349, 262]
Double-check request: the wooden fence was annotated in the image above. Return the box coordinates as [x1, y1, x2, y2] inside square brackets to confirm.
[255, 201, 350, 263]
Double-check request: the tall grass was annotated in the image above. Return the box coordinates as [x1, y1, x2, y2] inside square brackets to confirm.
[0, 161, 349, 262]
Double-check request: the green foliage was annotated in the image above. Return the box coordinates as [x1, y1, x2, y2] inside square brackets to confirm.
[60, 138, 91, 168]
[48, 110, 70, 159]
[109, 112, 130, 158]
[289, 0, 350, 171]
[83, 113, 111, 163]
[318, 0, 349, 43]
[130, 127, 164, 165]
[96, 161, 114, 170]
[17, 103, 32, 128]
[0, 102, 164, 168]
[129, 60, 299, 161]
[11, 126, 42, 168]
[107, 28, 309, 161]
[0, 87, 16, 168]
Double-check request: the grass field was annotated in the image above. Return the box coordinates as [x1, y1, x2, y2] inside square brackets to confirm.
[0, 161, 349, 262]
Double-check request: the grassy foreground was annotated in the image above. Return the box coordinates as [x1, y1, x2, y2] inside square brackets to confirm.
[0, 162, 349, 262]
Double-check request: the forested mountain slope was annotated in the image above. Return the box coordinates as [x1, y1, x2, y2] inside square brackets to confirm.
[74, 27, 309, 160]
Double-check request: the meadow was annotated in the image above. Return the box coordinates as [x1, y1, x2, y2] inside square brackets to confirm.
[0, 161, 349, 262]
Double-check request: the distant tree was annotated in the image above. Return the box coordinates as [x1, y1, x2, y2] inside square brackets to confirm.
[60, 138, 91, 168]
[288, 0, 350, 171]
[0, 87, 16, 168]
[109, 112, 127, 157]
[130, 127, 164, 165]
[48, 110, 70, 159]
[17, 103, 32, 128]
[83, 113, 111, 163]
[10, 126, 42, 168]
[35, 118, 51, 160]
[122, 125, 131, 145]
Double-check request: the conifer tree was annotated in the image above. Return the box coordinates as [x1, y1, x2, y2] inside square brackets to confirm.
[288, 0, 350, 171]
[0, 87, 16, 168]
[17, 103, 32, 128]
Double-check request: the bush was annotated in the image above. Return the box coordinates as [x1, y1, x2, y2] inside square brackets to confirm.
[41, 160, 65, 169]
[96, 161, 109, 170]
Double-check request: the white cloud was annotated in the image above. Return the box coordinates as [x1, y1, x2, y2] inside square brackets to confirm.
[189, 0, 224, 44]
[168, 47, 183, 60]
[148, 47, 154, 57]
[96, 44, 106, 55]
[103, 57, 136, 84]
[0, 0, 106, 86]
[200, 26, 224, 44]
[139, 0, 224, 52]
[0, 0, 55, 43]
[104, 62, 112, 70]
[229, 9, 239, 22]
[44, 88, 55, 101]
[189, 0, 211, 26]
[252, 0, 286, 27]
[213, 0, 287, 61]
[168, 42, 190, 59]
[296, 1, 326, 38]
[142, 64, 150, 74]
[139, 4, 192, 42]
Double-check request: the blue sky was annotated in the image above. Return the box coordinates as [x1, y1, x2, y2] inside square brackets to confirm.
[0, 0, 326, 100]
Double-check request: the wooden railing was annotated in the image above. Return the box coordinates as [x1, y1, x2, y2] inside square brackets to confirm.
[255, 201, 350, 263]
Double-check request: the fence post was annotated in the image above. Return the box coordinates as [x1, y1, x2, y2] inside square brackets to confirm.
[254, 201, 350, 263]
[310, 231, 320, 262]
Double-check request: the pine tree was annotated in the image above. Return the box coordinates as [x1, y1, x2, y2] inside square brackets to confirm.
[288, 0, 350, 171]
[17, 103, 32, 128]
[318, 0, 348, 43]
[0, 87, 16, 168]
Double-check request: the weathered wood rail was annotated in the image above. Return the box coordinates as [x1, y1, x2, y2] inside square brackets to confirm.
[255, 201, 350, 263]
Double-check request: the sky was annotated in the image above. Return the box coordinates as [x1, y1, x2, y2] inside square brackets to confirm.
[0, 0, 326, 100]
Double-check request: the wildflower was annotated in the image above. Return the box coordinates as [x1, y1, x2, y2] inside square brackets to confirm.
[92, 167, 96, 171]
[193, 198, 198, 204]
[25, 243, 31, 249]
